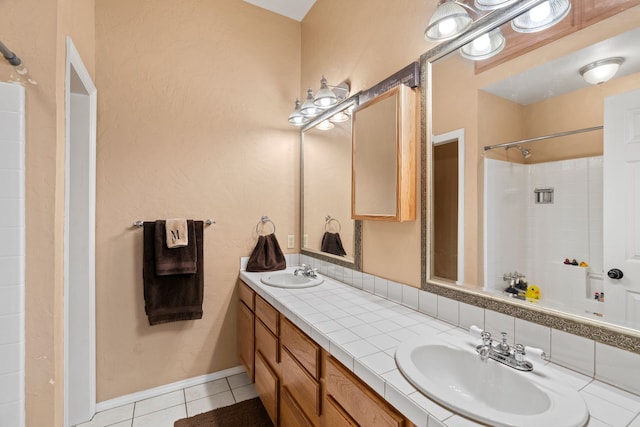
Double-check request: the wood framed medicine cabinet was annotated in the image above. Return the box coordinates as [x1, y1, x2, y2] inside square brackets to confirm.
[351, 84, 417, 222]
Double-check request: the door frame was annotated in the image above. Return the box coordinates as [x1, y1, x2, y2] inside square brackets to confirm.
[64, 36, 97, 427]
[432, 129, 465, 285]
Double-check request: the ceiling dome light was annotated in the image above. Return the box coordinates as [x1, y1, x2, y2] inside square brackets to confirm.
[287, 98, 309, 126]
[459, 28, 506, 61]
[474, 0, 517, 11]
[300, 88, 320, 117]
[313, 76, 338, 108]
[511, 0, 571, 33]
[425, 0, 473, 41]
[579, 57, 624, 85]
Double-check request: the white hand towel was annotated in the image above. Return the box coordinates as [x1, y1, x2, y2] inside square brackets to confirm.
[165, 218, 188, 248]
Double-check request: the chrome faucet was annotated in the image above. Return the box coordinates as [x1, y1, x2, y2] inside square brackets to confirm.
[470, 326, 547, 372]
[294, 264, 318, 278]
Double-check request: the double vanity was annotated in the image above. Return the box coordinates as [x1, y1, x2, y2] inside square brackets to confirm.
[237, 266, 598, 426]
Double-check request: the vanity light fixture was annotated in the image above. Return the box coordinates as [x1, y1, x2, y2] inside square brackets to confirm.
[329, 111, 350, 123]
[460, 28, 506, 60]
[579, 57, 624, 85]
[425, 0, 474, 41]
[288, 98, 309, 126]
[288, 77, 351, 125]
[511, 0, 571, 33]
[300, 88, 320, 117]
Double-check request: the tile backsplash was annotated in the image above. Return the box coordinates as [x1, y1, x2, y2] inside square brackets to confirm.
[239, 253, 640, 396]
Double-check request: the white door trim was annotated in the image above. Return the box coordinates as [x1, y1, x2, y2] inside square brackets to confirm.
[64, 36, 97, 427]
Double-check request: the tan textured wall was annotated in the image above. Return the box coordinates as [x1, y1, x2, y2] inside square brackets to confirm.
[0, 0, 94, 425]
[301, 0, 438, 287]
[95, 0, 300, 401]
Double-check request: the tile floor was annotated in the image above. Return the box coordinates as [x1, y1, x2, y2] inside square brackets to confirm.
[75, 372, 258, 427]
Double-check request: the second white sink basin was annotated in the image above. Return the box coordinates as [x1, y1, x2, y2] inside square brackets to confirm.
[260, 271, 323, 288]
[395, 335, 589, 427]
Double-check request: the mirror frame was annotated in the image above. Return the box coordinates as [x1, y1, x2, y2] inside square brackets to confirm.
[421, 0, 640, 354]
[300, 94, 363, 271]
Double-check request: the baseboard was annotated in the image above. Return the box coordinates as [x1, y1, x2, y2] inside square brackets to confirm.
[95, 365, 246, 413]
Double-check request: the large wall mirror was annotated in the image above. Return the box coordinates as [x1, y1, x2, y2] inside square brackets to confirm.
[423, 0, 640, 352]
[301, 96, 362, 269]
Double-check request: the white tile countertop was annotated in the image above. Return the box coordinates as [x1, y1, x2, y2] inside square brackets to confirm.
[239, 267, 640, 427]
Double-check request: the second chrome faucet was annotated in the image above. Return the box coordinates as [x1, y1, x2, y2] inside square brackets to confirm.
[470, 326, 548, 372]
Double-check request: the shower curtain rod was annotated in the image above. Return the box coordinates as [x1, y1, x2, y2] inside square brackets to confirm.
[483, 125, 604, 152]
[0, 40, 21, 66]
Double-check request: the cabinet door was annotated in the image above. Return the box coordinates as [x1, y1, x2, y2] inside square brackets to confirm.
[255, 351, 279, 426]
[237, 301, 254, 382]
[325, 395, 358, 427]
[326, 357, 404, 427]
[280, 386, 314, 427]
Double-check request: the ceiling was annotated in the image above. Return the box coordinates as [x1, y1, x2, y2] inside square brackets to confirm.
[482, 26, 640, 105]
[243, 0, 316, 21]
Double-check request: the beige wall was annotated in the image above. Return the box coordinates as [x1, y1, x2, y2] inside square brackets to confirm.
[301, 0, 438, 287]
[94, 0, 300, 401]
[0, 0, 95, 425]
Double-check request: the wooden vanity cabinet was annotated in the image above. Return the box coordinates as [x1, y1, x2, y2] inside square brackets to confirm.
[237, 281, 255, 382]
[325, 356, 406, 427]
[237, 279, 414, 427]
[254, 295, 280, 426]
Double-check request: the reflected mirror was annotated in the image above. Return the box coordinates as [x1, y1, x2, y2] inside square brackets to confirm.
[425, 1, 640, 346]
[301, 97, 361, 268]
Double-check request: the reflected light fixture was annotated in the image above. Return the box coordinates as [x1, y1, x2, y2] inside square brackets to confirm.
[474, 0, 517, 11]
[316, 120, 335, 131]
[511, 0, 571, 33]
[329, 111, 350, 123]
[579, 57, 624, 85]
[460, 28, 506, 60]
[425, 0, 473, 41]
[287, 98, 309, 126]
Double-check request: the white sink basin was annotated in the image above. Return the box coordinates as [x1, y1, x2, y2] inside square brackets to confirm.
[260, 271, 323, 288]
[395, 335, 588, 427]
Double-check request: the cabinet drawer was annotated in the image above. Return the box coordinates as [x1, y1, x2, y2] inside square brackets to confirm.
[326, 356, 404, 427]
[255, 351, 278, 426]
[325, 395, 358, 427]
[238, 280, 255, 311]
[280, 386, 314, 427]
[255, 295, 279, 335]
[281, 317, 320, 380]
[237, 301, 254, 382]
[281, 347, 321, 424]
[255, 317, 279, 370]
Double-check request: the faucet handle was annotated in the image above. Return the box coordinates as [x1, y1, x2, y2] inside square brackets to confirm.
[469, 325, 484, 337]
[524, 346, 549, 362]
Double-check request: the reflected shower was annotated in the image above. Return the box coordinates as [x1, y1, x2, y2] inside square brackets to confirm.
[507, 145, 532, 159]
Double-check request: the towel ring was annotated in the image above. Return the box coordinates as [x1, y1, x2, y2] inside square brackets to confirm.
[256, 215, 276, 235]
[324, 215, 341, 233]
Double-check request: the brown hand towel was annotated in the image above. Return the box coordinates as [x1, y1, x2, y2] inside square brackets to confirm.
[155, 220, 197, 276]
[321, 231, 347, 257]
[143, 221, 204, 325]
[246, 233, 286, 272]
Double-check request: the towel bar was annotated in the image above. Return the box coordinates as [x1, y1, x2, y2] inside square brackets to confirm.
[133, 219, 215, 228]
